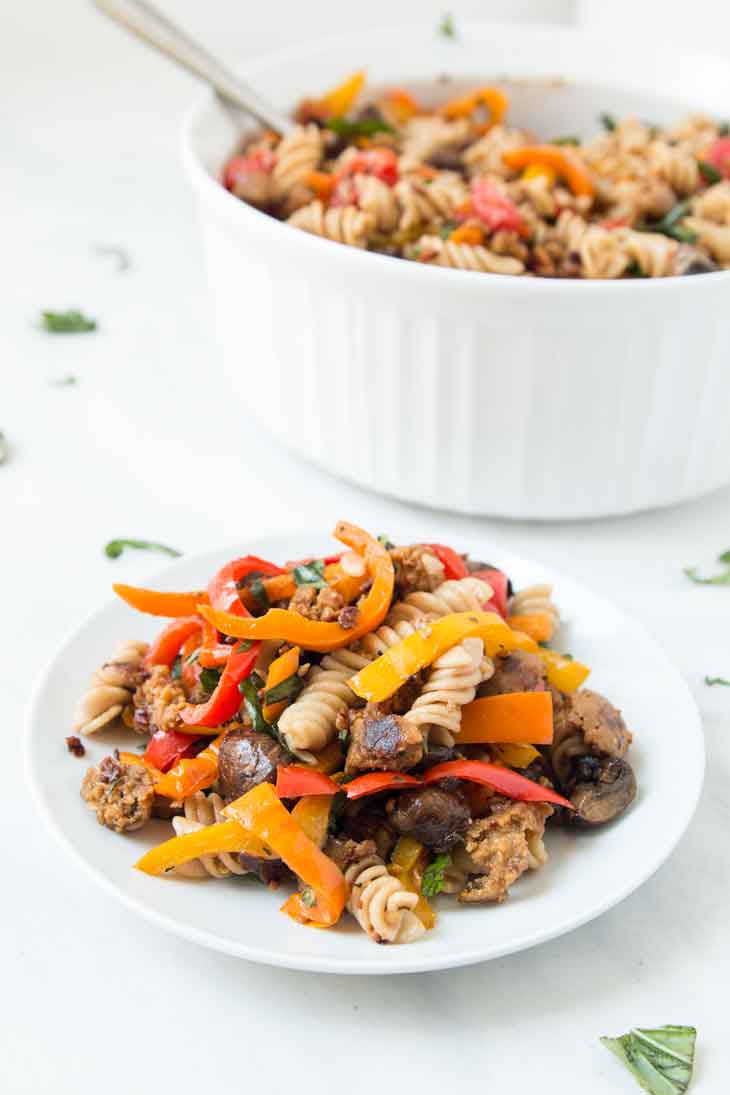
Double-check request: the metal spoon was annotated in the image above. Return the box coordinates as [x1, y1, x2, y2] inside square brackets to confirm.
[93, 0, 292, 134]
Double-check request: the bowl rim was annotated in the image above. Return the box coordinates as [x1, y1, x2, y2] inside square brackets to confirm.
[180, 18, 730, 296]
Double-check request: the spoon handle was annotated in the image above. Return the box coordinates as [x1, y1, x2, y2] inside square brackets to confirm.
[93, 0, 292, 134]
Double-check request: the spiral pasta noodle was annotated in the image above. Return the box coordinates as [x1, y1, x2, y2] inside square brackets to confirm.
[72, 639, 149, 735]
[171, 792, 247, 879]
[403, 636, 489, 746]
[684, 217, 730, 264]
[463, 125, 527, 178]
[508, 583, 561, 630]
[414, 235, 524, 275]
[345, 853, 425, 944]
[615, 228, 678, 278]
[387, 576, 493, 626]
[287, 200, 375, 248]
[692, 181, 730, 225]
[399, 115, 470, 168]
[353, 173, 399, 232]
[555, 211, 630, 280]
[277, 648, 370, 760]
[394, 173, 469, 231]
[272, 123, 323, 198]
[648, 140, 700, 195]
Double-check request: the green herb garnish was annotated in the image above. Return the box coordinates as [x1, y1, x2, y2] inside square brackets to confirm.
[235, 640, 253, 653]
[0, 432, 7, 465]
[199, 666, 222, 695]
[698, 159, 722, 184]
[247, 576, 270, 612]
[239, 672, 289, 750]
[293, 560, 327, 588]
[377, 534, 395, 549]
[50, 375, 78, 387]
[264, 672, 305, 706]
[41, 309, 97, 333]
[705, 675, 730, 686]
[719, 121, 730, 137]
[104, 538, 182, 559]
[600, 1025, 697, 1095]
[421, 853, 451, 898]
[326, 116, 395, 139]
[438, 12, 456, 37]
[184, 647, 201, 666]
[439, 222, 457, 239]
[552, 136, 580, 146]
[171, 656, 183, 681]
[638, 200, 697, 242]
[600, 112, 617, 132]
[300, 886, 316, 908]
[684, 547, 730, 585]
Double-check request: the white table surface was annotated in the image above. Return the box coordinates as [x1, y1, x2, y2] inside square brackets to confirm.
[4, 2, 729, 1091]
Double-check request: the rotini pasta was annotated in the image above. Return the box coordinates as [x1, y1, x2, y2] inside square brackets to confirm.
[287, 200, 375, 247]
[277, 648, 369, 760]
[345, 853, 425, 943]
[508, 583, 561, 630]
[648, 140, 700, 195]
[555, 211, 629, 280]
[403, 636, 489, 746]
[271, 123, 323, 198]
[692, 181, 730, 225]
[72, 639, 148, 735]
[394, 173, 469, 231]
[171, 792, 247, 879]
[412, 235, 524, 274]
[684, 216, 730, 262]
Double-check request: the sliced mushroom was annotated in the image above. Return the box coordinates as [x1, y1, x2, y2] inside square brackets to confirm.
[674, 244, 719, 276]
[566, 756, 637, 826]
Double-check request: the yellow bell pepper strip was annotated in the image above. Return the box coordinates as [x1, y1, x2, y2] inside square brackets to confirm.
[442, 86, 509, 128]
[349, 610, 534, 704]
[276, 765, 339, 799]
[223, 783, 347, 927]
[538, 649, 590, 693]
[458, 691, 554, 745]
[198, 521, 394, 653]
[112, 584, 208, 618]
[153, 732, 228, 799]
[388, 838, 436, 929]
[502, 145, 595, 198]
[262, 645, 301, 723]
[508, 611, 555, 643]
[489, 742, 541, 769]
[390, 835, 424, 872]
[522, 162, 557, 184]
[290, 795, 332, 848]
[318, 69, 366, 117]
[135, 820, 273, 876]
[423, 760, 573, 809]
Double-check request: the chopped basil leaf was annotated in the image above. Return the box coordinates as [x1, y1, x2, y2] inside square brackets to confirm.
[50, 375, 78, 387]
[717, 549, 730, 565]
[171, 656, 183, 681]
[378, 534, 395, 549]
[300, 886, 316, 908]
[235, 640, 253, 653]
[637, 200, 696, 242]
[41, 309, 97, 333]
[705, 675, 730, 687]
[264, 672, 305, 706]
[683, 557, 730, 585]
[0, 432, 7, 465]
[199, 667, 221, 695]
[184, 647, 200, 666]
[600, 1025, 697, 1095]
[666, 224, 698, 244]
[104, 538, 182, 559]
[93, 243, 131, 273]
[551, 136, 580, 146]
[293, 560, 327, 588]
[328, 789, 347, 835]
[421, 852, 451, 897]
[438, 12, 456, 37]
[698, 159, 722, 184]
[326, 116, 395, 139]
[239, 672, 281, 741]
[439, 222, 457, 239]
[247, 576, 270, 612]
[338, 726, 351, 749]
[719, 121, 730, 137]
[600, 112, 617, 132]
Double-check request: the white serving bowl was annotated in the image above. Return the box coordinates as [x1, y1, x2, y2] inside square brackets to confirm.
[183, 22, 730, 519]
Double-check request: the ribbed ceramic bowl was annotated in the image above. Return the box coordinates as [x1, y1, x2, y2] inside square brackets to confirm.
[182, 22, 730, 519]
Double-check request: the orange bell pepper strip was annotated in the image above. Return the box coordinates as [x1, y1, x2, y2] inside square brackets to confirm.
[305, 171, 337, 203]
[538, 649, 590, 692]
[442, 86, 509, 128]
[382, 87, 420, 123]
[349, 610, 535, 704]
[117, 752, 162, 779]
[112, 584, 208, 617]
[448, 223, 484, 245]
[508, 611, 555, 643]
[145, 616, 202, 668]
[224, 783, 347, 928]
[197, 616, 233, 668]
[458, 691, 554, 745]
[198, 522, 394, 653]
[290, 795, 333, 848]
[135, 820, 273, 876]
[262, 645, 300, 723]
[153, 732, 228, 799]
[502, 145, 595, 198]
[318, 69, 366, 117]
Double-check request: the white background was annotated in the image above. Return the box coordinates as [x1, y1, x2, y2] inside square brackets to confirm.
[4, 1, 730, 1091]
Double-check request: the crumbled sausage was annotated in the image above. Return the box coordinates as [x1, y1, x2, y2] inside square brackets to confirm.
[459, 797, 552, 903]
[65, 735, 85, 757]
[133, 665, 188, 734]
[337, 604, 360, 630]
[345, 706, 423, 774]
[81, 754, 155, 833]
[389, 544, 445, 598]
[478, 651, 548, 697]
[289, 585, 345, 621]
[324, 836, 378, 872]
[551, 688, 633, 785]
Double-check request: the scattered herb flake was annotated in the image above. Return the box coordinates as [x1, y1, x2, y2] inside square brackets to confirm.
[421, 852, 452, 898]
[377, 534, 395, 549]
[41, 309, 97, 333]
[264, 672, 305, 707]
[683, 548, 730, 585]
[50, 375, 78, 387]
[104, 538, 182, 559]
[247, 576, 270, 612]
[199, 666, 221, 695]
[326, 116, 395, 139]
[93, 243, 132, 273]
[239, 672, 288, 748]
[439, 222, 457, 239]
[600, 1025, 697, 1095]
[719, 121, 730, 137]
[438, 12, 456, 38]
[235, 640, 253, 653]
[293, 560, 327, 588]
[300, 886, 316, 908]
[171, 656, 183, 681]
[705, 675, 730, 687]
[698, 159, 722, 184]
[600, 112, 617, 132]
[638, 200, 696, 242]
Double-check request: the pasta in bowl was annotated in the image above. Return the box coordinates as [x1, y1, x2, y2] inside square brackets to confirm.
[72, 522, 637, 948]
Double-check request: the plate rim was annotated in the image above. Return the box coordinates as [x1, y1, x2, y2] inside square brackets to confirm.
[26, 532, 705, 975]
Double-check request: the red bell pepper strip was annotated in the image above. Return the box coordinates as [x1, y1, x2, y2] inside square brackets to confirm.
[703, 136, 730, 179]
[222, 148, 276, 191]
[276, 765, 339, 799]
[143, 729, 201, 772]
[344, 771, 422, 800]
[425, 543, 469, 581]
[470, 566, 509, 619]
[197, 616, 234, 669]
[145, 616, 202, 668]
[423, 760, 573, 808]
[470, 178, 529, 237]
[338, 148, 399, 186]
[208, 554, 286, 617]
[180, 641, 261, 729]
[153, 732, 227, 798]
[179, 629, 203, 692]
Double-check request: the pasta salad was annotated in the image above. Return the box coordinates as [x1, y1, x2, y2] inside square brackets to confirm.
[221, 70, 730, 278]
[72, 522, 636, 945]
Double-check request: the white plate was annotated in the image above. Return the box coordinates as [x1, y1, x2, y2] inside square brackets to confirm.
[27, 531, 704, 975]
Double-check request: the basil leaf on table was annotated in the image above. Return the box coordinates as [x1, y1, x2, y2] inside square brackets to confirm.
[600, 1025, 697, 1095]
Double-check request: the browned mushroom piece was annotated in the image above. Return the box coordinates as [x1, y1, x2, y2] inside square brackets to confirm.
[565, 755, 637, 826]
[550, 688, 632, 786]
